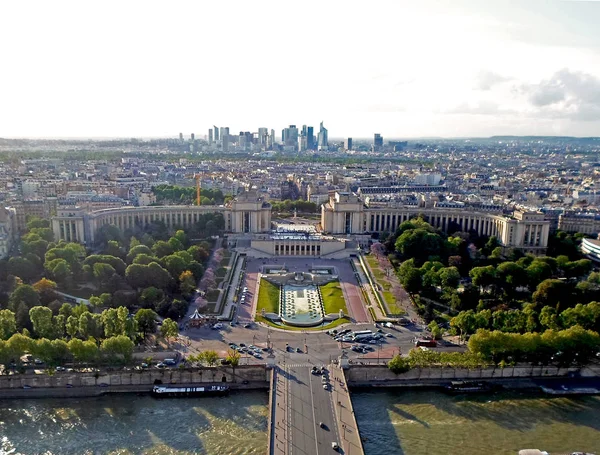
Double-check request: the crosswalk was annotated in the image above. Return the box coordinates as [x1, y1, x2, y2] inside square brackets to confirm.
[280, 363, 319, 369]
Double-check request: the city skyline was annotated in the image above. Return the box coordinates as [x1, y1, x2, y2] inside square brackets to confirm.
[1, 0, 600, 138]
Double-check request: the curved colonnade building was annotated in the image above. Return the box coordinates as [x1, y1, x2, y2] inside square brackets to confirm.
[51, 190, 550, 256]
[51, 193, 271, 245]
[321, 192, 550, 254]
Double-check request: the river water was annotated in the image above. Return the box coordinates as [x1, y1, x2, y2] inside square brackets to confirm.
[353, 390, 600, 455]
[0, 392, 268, 455]
[2, 390, 600, 455]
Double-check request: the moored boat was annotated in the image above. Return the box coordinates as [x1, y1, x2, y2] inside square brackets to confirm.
[519, 450, 595, 455]
[444, 380, 500, 394]
[151, 385, 229, 398]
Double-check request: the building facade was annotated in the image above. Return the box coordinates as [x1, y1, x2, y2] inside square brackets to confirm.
[51, 192, 271, 245]
[321, 192, 550, 254]
[0, 207, 16, 259]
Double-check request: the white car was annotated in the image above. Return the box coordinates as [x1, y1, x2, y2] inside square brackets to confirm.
[331, 442, 339, 450]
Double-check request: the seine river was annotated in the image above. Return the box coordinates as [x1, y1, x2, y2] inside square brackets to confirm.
[353, 390, 600, 455]
[0, 392, 269, 455]
[2, 390, 600, 455]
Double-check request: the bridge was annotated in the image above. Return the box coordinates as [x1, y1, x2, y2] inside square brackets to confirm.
[268, 362, 364, 455]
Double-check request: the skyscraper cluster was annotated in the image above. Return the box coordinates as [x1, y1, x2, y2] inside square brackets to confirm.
[206, 122, 327, 152]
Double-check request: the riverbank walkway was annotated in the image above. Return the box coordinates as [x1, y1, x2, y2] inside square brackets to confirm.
[269, 363, 364, 455]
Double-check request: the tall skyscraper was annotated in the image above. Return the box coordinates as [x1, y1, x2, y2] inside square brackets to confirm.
[208, 129, 213, 145]
[258, 127, 268, 147]
[191, 133, 195, 141]
[220, 127, 230, 152]
[286, 125, 298, 147]
[213, 125, 219, 142]
[317, 122, 328, 150]
[179, 132, 184, 142]
[345, 138, 353, 151]
[374, 133, 383, 151]
[307, 126, 314, 150]
[299, 125, 308, 151]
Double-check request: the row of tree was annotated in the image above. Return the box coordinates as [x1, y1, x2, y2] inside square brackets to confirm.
[0, 301, 177, 344]
[152, 185, 225, 206]
[0, 333, 135, 368]
[270, 200, 318, 213]
[449, 302, 600, 338]
[468, 326, 600, 366]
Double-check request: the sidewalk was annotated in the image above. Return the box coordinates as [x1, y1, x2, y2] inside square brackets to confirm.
[331, 365, 365, 455]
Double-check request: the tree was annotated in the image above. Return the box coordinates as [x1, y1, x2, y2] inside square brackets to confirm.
[7, 257, 37, 282]
[160, 318, 178, 345]
[102, 308, 122, 338]
[26, 217, 50, 230]
[388, 354, 410, 374]
[93, 262, 116, 286]
[226, 348, 241, 367]
[451, 310, 477, 341]
[66, 315, 79, 338]
[526, 260, 553, 288]
[101, 335, 134, 364]
[439, 267, 460, 289]
[173, 230, 188, 247]
[428, 321, 443, 340]
[6, 333, 33, 362]
[29, 306, 55, 339]
[162, 255, 187, 280]
[469, 266, 496, 292]
[126, 244, 153, 263]
[44, 258, 72, 285]
[179, 270, 196, 296]
[168, 237, 184, 252]
[152, 241, 173, 258]
[201, 350, 219, 366]
[135, 309, 158, 338]
[395, 228, 444, 265]
[32, 278, 58, 304]
[397, 259, 423, 294]
[140, 287, 164, 310]
[68, 338, 99, 365]
[0, 309, 17, 340]
[104, 240, 125, 259]
[532, 279, 571, 310]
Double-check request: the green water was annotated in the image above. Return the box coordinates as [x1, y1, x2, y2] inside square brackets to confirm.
[352, 390, 600, 455]
[0, 392, 268, 455]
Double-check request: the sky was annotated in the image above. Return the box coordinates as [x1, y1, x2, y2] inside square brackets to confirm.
[2, 0, 600, 139]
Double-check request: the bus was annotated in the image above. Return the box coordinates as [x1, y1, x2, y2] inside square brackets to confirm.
[415, 339, 437, 347]
[352, 330, 373, 341]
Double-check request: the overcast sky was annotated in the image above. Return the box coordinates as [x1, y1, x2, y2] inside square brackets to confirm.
[2, 0, 600, 139]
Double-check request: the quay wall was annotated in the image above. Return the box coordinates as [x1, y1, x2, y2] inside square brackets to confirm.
[0, 365, 269, 399]
[345, 364, 600, 386]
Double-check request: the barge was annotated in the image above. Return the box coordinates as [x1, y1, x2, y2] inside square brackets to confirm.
[151, 385, 229, 397]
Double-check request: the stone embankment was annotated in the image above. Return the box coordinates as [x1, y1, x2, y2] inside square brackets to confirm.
[0, 365, 269, 399]
[346, 364, 600, 387]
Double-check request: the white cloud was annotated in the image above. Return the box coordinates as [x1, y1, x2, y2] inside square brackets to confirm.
[518, 69, 600, 120]
[475, 71, 512, 91]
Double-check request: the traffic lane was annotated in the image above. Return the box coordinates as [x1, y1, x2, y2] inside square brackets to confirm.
[310, 369, 340, 453]
[287, 366, 318, 455]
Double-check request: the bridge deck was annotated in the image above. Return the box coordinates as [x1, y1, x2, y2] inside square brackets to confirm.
[269, 363, 364, 455]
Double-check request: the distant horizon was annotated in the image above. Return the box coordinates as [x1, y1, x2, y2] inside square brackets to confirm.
[2, 134, 600, 142]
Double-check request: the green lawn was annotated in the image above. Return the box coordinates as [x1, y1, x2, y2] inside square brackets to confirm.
[383, 291, 405, 315]
[257, 280, 280, 314]
[365, 256, 391, 290]
[320, 281, 348, 314]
